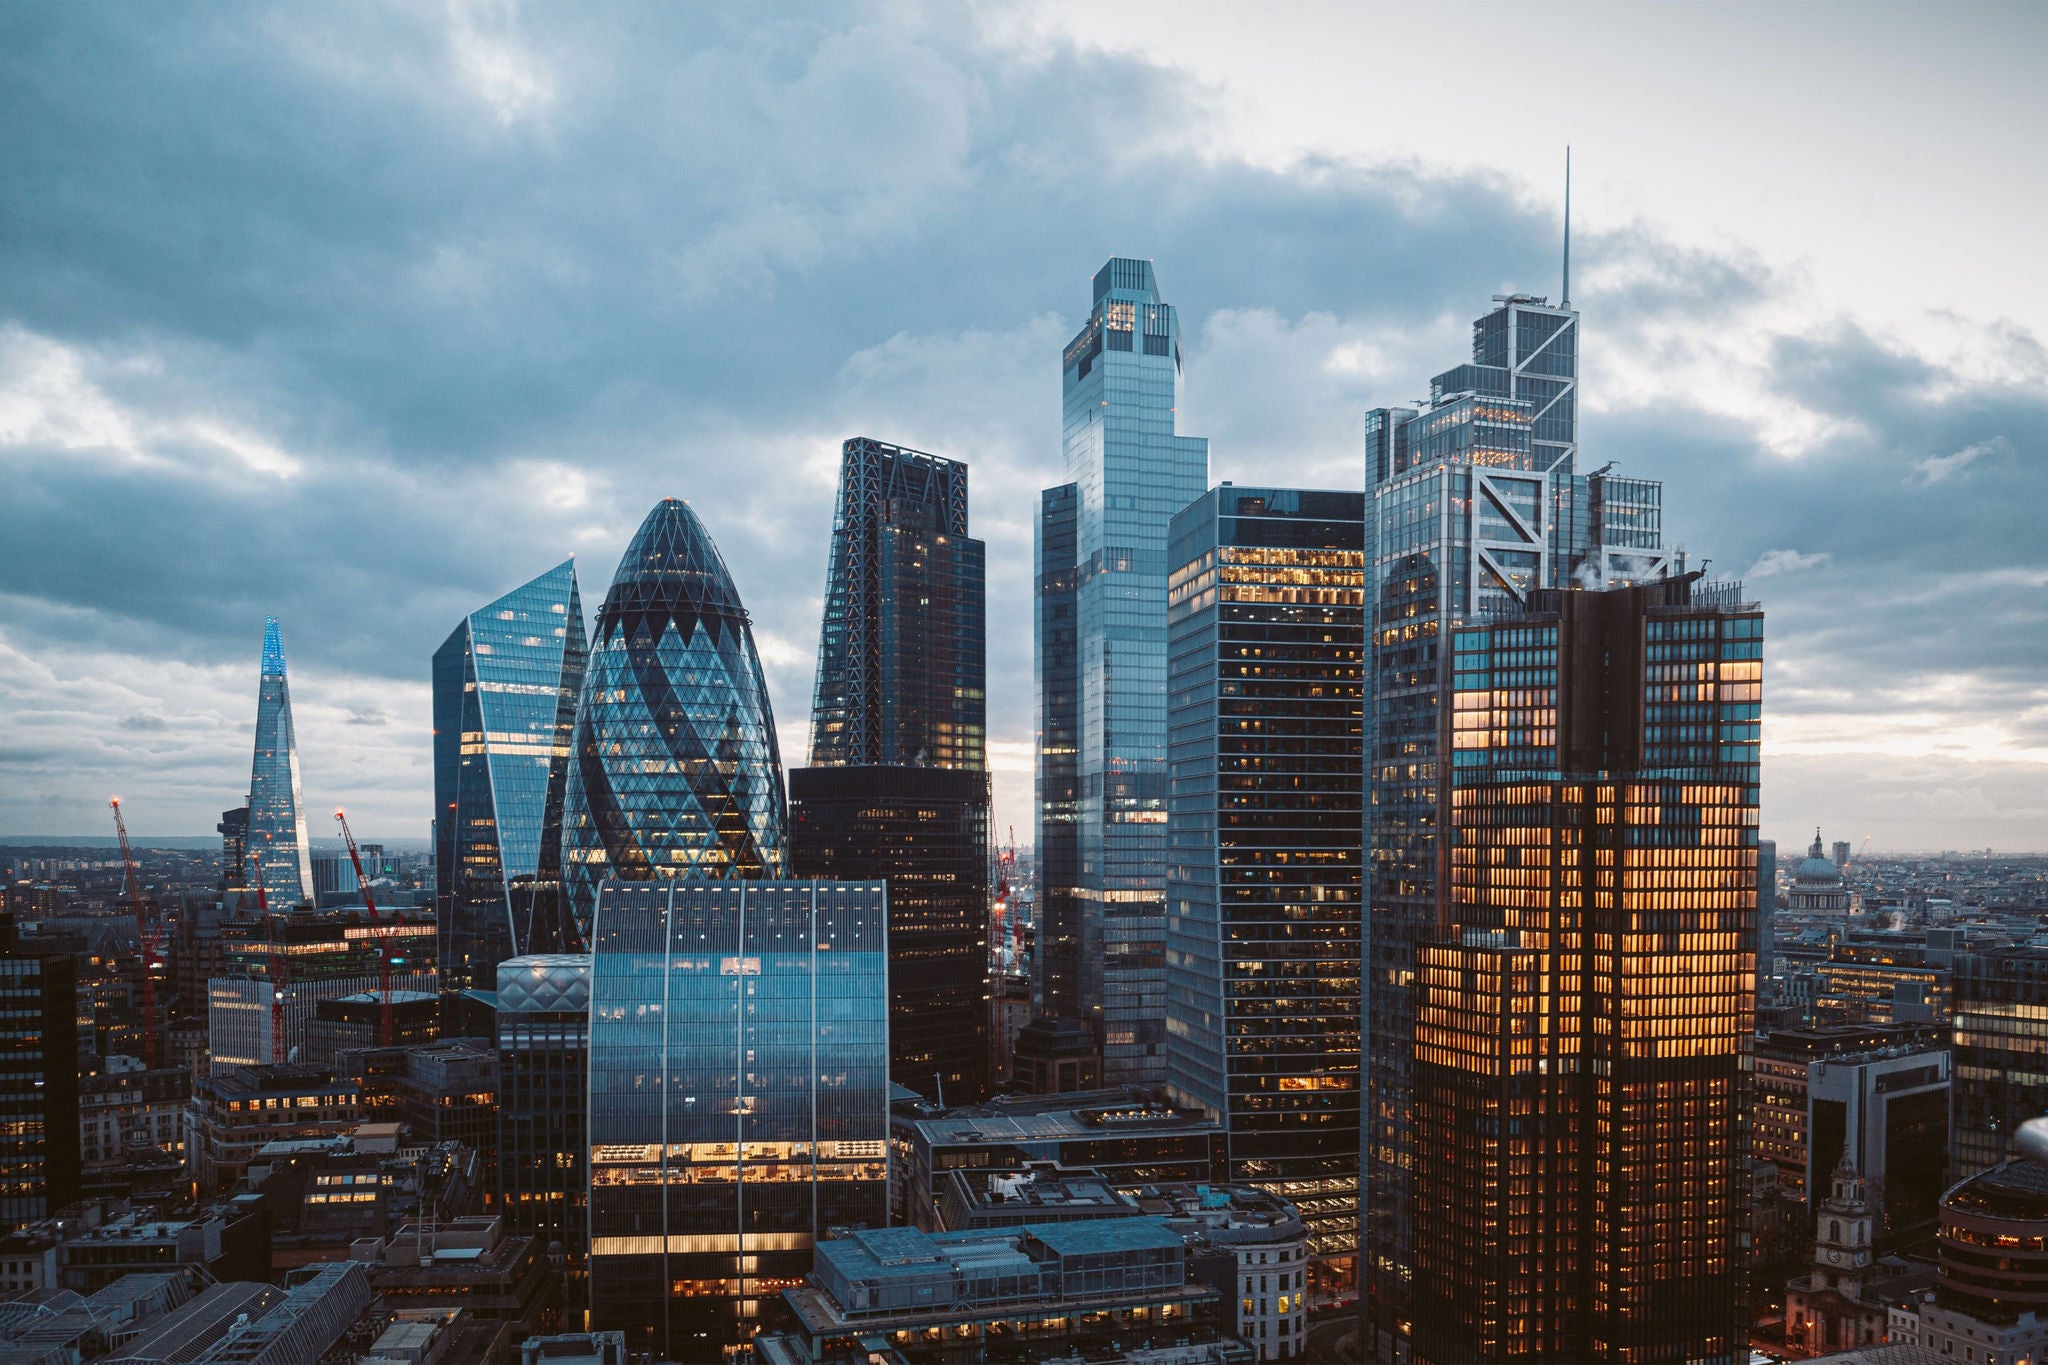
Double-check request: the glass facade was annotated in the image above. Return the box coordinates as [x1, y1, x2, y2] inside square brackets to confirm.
[807, 437, 985, 771]
[247, 616, 316, 907]
[1362, 293, 1652, 1352]
[1951, 947, 2048, 1179]
[789, 765, 990, 1104]
[0, 927, 79, 1233]
[1035, 483, 1082, 1024]
[1164, 486, 1366, 1293]
[795, 438, 992, 1103]
[562, 499, 789, 940]
[1040, 257, 1208, 1087]
[497, 953, 592, 1319]
[434, 560, 589, 1014]
[585, 880, 889, 1361]
[1408, 574, 1761, 1362]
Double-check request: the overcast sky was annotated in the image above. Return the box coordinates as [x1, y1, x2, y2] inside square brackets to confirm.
[3, 2, 2043, 852]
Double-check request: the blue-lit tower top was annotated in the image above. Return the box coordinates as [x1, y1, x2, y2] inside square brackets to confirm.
[247, 616, 315, 907]
[560, 499, 788, 939]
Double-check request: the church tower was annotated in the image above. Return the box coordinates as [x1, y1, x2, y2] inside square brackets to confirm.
[1810, 1153, 1876, 1297]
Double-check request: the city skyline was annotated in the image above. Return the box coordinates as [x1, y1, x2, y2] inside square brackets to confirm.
[4, 6, 2046, 854]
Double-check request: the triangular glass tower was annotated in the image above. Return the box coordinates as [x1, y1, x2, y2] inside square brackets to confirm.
[247, 617, 315, 906]
[432, 559, 588, 1001]
[560, 499, 788, 939]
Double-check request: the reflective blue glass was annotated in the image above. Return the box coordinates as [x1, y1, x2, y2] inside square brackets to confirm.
[561, 500, 789, 940]
[585, 880, 889, 1359]
[433, 560, 589, 999]
[247, 616, 315, 906]
[1042, 258, 1208, 1088]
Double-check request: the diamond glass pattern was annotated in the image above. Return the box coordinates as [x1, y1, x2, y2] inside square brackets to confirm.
[561, 499, 789, 938]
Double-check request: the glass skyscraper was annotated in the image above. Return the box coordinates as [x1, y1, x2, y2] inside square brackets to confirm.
[1410, 573, 1760, 1362]
[1361, 293, 1688, 1354]
[1038, 257, 1208, 1087]
[792, 437, 991, 1103]
[497, 952, 591, 1318]
[1163, 485, 1366, 1296]
[585, 880, 890, 1361]
[433, 560, 588, 1018]
[807, 438, 985, 771]
[561, 499, 789, 940]
[247, 616, 315, 907]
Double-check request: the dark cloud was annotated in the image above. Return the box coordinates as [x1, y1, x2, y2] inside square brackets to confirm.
[0, 4, 2042, 847]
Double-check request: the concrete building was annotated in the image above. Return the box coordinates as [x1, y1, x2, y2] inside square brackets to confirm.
[103, 1260, 371, 1365]
[46, 1196, 270, 1293]
[361, 1216, 554, 1337]
[1751, 1025, 1950, 1240]
[891, 1091, 1224, 1233]
[185, 1063, 361, 1192]
[765, 1219, 1233, 1365]
[1886, 1133, 2048, 1364]
[78, 1066, 188, 1173]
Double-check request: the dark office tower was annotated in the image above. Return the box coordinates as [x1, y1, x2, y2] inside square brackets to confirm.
[433, 560, 589, 1024]
[218, 806, 249, 890]
[1406, 572, 1762, 1363]
[0, 916, 80, 1233]
[1951, 947, 2048, 1179]
[247, 617, 316, 906]
[496, 953, 591, 1318]
[560, 499, 789, 941]
[1037, 258, 1208, 1087]
[808, 438, 985, 770]
[1035, 482, 1083, 1025]
[1163, 486, 1366, 1295]
[1360, 294, 1673, 1356]
[585, 880, 889, 1362]
[790, 767, 990, 1103]
[791, 439, 992, 1102]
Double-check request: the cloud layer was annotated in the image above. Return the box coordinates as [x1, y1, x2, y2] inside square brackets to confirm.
[2, 4, 2043, 851]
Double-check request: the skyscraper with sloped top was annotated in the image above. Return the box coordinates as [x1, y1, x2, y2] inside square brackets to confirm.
[432, 558, 588, 1015]
[247, 616, 315, 907]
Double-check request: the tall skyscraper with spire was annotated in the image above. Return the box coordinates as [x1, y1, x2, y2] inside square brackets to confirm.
[246, 617, 315, 907]
[560, 499, 788, 941]
[1036, 257, 1208, 1087]
[1361, 290, 1675, 1355]
[791, 438, 992, 1103]
[432, 559, 588, 1020]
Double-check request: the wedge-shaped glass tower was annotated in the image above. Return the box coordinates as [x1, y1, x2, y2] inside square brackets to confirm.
[561, 499, 788, 938]
[433, 560, 588, 1004]
[247, 617, 315, 906]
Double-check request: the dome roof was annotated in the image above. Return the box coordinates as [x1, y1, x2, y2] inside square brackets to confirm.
[595, 498, 748, 644]
[1796, 856, 1843, 884]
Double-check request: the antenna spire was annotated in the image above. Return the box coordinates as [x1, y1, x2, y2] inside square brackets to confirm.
[1562, 145, 1572, 310]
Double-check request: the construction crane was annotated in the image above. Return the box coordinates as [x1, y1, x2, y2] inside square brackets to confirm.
[109, 797, 164, 1069]
[334, 810, 397, 1047]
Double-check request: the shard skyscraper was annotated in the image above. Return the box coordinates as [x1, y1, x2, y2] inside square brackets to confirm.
[560, 499, 789, 940]
[432, 559, 588, 1019]
[790, 437, 991, 1103]
[246, 617, 315, 907]
[1036, 257, 1207, 1087]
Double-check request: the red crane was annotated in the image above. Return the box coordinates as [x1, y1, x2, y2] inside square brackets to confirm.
[334, 810, 397, 1046]
[109, 797, 164, 1068]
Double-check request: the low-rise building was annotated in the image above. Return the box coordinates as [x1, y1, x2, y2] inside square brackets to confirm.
[765, 1220, 1232, 1365]
[1144, 1185, 1309, 1363]
[103, 1260, 372, 1364]
[357, 1216, 554, 1336]
[79, 1066, 189, 1172]
[48, 1196, 270, 1293]
[185, 1063, 361, 1192]
[891, 1091, 1224, 1232]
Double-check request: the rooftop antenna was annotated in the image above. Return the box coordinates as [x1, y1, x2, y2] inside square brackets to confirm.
[1561, 145, 1572, 310]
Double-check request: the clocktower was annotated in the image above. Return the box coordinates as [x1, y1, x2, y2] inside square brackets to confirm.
[1810, 1153, 1875, 1297]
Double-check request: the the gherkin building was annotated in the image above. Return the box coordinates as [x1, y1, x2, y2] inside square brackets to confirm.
[561, 499, 788, 939]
